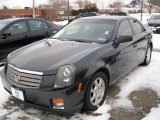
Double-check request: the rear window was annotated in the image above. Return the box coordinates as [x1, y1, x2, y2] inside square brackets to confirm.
[28, 20, 44, 31]
[130, 19, 145, 35]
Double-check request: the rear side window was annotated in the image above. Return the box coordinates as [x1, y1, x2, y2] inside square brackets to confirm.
[43, 22, 49, 29]
[5, 21, 27, 35]
[117, 20, 132, 37]
[28, 20, 44, 31]
[130, 19, 145, 35]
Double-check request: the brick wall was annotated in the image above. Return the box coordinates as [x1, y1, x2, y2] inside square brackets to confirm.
[0, 8, 57, 21]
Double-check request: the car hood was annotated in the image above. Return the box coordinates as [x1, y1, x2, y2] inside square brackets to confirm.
[8, 39, 101, 74]
[148, 19, 160, 24]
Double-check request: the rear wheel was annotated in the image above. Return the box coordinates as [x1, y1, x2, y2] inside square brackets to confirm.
[141, 45, 152, 66]
[83, 72, 108, 111]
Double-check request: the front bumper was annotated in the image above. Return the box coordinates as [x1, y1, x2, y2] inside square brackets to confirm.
[0, 68, 84, 114]
[150, 26, 160, 31]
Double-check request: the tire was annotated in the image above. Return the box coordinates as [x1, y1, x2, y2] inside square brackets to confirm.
[141, 45, 152, 66]
[83, 72, 108, 111]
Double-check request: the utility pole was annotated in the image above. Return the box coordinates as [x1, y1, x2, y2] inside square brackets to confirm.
[33, 0, 35, 18]
[68, 0, 69, 21]
[58, 0, 60, 20]
[140, 0, 143, 22]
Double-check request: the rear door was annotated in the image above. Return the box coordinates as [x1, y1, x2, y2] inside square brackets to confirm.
[0, 20, 29, 60]
[27, 19, 50, 41]
[129, 19, 149, 64]
[116, 19, 137, 76]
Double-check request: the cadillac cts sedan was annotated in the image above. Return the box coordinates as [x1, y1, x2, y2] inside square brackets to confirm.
[0, 16, 153, 114]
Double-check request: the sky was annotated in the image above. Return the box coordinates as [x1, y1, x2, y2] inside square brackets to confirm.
[0, 0, 132, 9]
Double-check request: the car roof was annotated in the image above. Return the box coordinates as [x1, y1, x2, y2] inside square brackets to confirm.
[0, 18, 47, 24]
[79, 16, 134, 21]
[151, 14, 160, 16]
[110, 11, 127, 13]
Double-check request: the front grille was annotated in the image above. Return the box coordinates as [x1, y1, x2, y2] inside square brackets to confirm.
[6, 64, 43, 88]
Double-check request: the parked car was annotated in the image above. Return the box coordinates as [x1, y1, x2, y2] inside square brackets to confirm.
[148, 15, 160, 33]
[107, 11, 129, 16]
[77, 12, 100, 18]
[0, 16, 153, 114]
[0, 15, 12, 20]
[0, 18, 62, 65]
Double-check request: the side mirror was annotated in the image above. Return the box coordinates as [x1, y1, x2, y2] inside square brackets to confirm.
[113, 35, 133, 48]
[1, 33, 11, 39]
[117, 35, 133, 44]
[2, 33, 11, 37]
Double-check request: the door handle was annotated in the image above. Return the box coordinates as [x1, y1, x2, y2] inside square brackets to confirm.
[145, 36, 149, 39]
[46, 32, 50, 35]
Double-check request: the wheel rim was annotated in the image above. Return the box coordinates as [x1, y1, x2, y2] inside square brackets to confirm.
[146, 47, 151, 64]
[90, 77, 105, 106]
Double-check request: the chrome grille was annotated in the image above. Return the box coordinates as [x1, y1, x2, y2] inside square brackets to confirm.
[6, 64, 43, 88]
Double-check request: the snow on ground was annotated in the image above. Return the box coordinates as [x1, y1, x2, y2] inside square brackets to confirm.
[142, 105, 160, 120]
[0, 67, 9, 105]
[53, 20, 68, 26]
[0, 13, 160, 119]
[152, 34, 160, 51]
[130, 13, 151, 25]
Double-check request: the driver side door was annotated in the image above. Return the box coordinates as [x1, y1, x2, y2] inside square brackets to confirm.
[116, 19, 137, 76]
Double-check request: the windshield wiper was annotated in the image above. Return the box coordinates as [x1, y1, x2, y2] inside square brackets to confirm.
[51, 38, 98, 44]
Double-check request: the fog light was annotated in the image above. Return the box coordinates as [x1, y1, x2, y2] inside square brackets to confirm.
[52, 98, 64, 109]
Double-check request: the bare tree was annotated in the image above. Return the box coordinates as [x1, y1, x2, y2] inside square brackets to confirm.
[83, 0, 92, 8]
[144, 0, 160, 14]
[144, 0, 153, 14]
[47, 0, 67, 10]
[76, 0, 83, 9]
[3, 5, 8, 9]
[112, 1, 123, 11]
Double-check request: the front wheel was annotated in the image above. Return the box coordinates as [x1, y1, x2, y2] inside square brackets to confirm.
[83, 72, 108, 111]
[141, 45, 152, 66]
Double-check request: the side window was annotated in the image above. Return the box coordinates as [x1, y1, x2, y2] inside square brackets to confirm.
[28, 20, 44, 31]
[130, 19, 145, 35]
[117, 20, 132, 37]
[5, 21, 27, 35]
[43, 22, 49, 29]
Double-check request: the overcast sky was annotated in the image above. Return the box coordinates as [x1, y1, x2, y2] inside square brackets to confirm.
[0, 0, 132, 9]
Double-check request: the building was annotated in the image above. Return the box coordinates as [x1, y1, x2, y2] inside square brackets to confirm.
[0, 8, 57, 21]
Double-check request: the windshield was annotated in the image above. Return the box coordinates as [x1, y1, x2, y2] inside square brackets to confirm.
[53, 19, 115, 43]
[150, 15, 160, 20]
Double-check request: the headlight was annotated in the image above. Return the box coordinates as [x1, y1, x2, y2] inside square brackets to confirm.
[53, 65, 77, 88]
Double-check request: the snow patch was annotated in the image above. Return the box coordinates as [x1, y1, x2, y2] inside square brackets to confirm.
[0, 67, 10, 106]
[142, 105, 160, 120]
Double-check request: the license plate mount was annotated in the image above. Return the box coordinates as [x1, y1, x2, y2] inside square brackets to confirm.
[11, 87, 25, 101]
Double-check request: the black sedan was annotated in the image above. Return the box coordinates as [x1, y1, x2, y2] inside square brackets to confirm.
[0, 15, 12, 20]
[0, 18, 61, 65]
[107, 11, 129, 16]
[148, 15, 160, 32]
[0, 16, 153, 114]
[77, 12, 100, 18]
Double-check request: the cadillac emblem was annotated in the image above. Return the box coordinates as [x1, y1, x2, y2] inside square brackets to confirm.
[15, 75, 21, 82]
